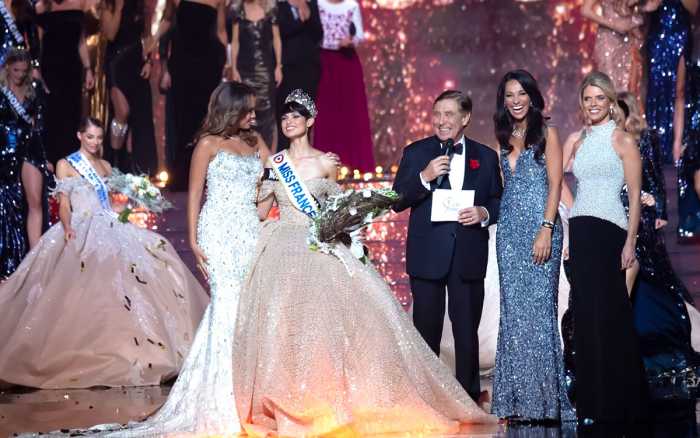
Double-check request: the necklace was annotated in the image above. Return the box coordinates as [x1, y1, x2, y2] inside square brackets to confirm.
[511, 126, 526, 139]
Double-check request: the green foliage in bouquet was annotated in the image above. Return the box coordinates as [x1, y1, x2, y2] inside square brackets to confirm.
[307, 187, 400, 264]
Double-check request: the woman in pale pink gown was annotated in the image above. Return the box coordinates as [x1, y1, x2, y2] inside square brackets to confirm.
[233, 90, 494, 436]
[0, 117, 208, 389]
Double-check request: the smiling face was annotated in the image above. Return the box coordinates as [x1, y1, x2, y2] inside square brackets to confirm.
[281, 111, 314, 140]
[504, 79, 531, 122]
[581, 85, 612, 125]
[6, 60, 29, 87]
[432, 98, 470, 142]
[77, 124, 104, 156]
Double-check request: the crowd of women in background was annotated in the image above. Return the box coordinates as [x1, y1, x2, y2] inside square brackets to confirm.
[0, 0, 376, 281]
[584, 0, 700, 239]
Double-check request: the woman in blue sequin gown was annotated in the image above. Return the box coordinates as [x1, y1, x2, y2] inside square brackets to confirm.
[645, 0, 700, 238]
[491, 70, 574, 421]
[0, 49, 48, 280]
[618, 92, 700, 422]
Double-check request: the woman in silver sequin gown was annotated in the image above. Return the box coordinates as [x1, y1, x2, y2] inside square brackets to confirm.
[491, 70, 574, 421]
[62, 83, 269, 436]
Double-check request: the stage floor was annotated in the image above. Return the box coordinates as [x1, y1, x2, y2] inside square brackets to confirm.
[2, 379, 699, 437]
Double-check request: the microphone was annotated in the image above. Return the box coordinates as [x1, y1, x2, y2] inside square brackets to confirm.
[436, 138, 454, 187]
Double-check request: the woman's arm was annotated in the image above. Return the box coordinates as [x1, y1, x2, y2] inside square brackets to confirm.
[78, 32, 94, 90]
[100, 0, 123, 41]
[532, 127, 563, 265]
[615, 130, 643, 270]
[560, 130, 580, 209]
[55, 159, 75, 240]
[230, 22, 240, 81]
[216, 0, 227, 46]
[350, 1, 364, 45]
[581, 0, 640, 33]
[272, 23, 282, 86]
[187, 137, 215, 279]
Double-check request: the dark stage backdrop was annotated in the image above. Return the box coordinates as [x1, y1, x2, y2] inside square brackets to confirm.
[358, 0, 595, 168]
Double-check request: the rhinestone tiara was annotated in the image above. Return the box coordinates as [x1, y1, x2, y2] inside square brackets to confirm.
[284, 89, 318, 117]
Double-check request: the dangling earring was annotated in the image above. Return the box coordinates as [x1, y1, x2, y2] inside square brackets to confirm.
[609, 106, 615, 117]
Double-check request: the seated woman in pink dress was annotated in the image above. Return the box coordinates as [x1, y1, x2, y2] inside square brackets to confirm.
[233, 90, 494, 436]
[0, 117, 208, 389]
[313, 0, 375, 172]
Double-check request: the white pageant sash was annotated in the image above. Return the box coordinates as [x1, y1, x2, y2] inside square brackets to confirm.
[269, 150, 320, 219]
[0, 1, 24, 48]
[1, 86, 32, 124]
[67, 151, 116, 216]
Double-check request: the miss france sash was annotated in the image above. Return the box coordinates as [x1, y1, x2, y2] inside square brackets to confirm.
[1, 86, 32, 125]
[0, 1, 23, 48]
[269, 150, 319, 218]
[67, 151, 116, 216]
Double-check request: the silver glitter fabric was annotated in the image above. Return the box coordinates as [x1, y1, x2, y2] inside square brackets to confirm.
[492, 147, 574, 421]
[0, 176, 208, 389]
[233, 178, 495, 436]
[571, 120, 628, 230]
[84, 151, 262, 436]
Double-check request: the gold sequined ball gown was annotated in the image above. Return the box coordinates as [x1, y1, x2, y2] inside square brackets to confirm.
[0, 176, 208, 389]
[233, 178, 495, 436]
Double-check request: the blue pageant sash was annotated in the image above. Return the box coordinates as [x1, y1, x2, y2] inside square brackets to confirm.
[67, 151, 116, 216]
[0, 1, 24, 50]
[269, 150, 320, 218]
[1, 86, 32, 124]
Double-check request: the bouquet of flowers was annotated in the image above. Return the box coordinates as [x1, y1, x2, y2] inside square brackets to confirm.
[108, 170, 173, 223]
[308, 187, 400, 264]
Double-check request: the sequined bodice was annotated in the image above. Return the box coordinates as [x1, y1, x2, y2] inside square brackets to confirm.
[197, 151, 262, 291]
[272, 178, 340, 225]
[203, 151, 261, 211]
[500, 147, 549, 224]
[571, 120, 627, 229]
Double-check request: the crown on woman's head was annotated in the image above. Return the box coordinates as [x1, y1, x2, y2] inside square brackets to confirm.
[284, 89, 318, 118]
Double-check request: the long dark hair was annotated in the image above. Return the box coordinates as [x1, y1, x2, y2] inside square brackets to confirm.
[493, 69, 547, 161]
[194, 81, 257, 146]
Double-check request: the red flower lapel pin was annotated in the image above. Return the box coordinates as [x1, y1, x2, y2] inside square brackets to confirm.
[469, 159, 480, 170]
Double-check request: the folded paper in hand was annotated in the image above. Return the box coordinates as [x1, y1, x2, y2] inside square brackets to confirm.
[431, 189, 475, 222]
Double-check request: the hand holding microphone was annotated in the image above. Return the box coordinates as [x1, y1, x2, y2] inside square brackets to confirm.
[420, 139, 454, 185]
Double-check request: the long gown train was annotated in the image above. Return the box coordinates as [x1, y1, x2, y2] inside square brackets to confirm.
[233, 178, 494, 437]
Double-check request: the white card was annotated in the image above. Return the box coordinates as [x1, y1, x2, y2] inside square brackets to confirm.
[431, 189, 475, 222]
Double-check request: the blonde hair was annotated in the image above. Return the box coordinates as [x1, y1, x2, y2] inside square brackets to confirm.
[231, 0, 276, 14]
[617, 91, 646, 140]
[578, 71, 624, 127]
[0, 48, 35, 100]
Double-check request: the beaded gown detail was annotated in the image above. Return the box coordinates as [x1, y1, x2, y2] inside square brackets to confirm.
[233, 178, 494, 436]
[234, 6, 277, 148]
[80, 152, 261, 436]
[0, 84, 47, 279]
[0, 176, 208, 389]
[492, 147, 574, 420]
[593, 0, 643, 93]
[645, 0, 691, 164]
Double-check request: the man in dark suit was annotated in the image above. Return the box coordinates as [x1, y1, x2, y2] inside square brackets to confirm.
[392, 90, 502, 401]
[276, 0, 323, 150]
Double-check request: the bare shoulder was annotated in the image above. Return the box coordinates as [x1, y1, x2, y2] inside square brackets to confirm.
[193, 135, 219, 156]
[55, 159, 77, 178]
[545, 125, 561, 141]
